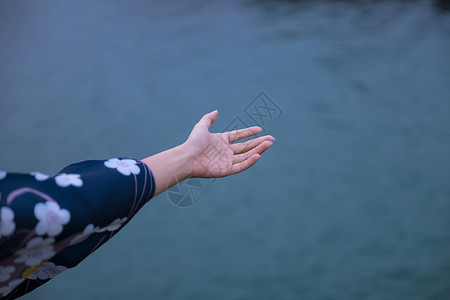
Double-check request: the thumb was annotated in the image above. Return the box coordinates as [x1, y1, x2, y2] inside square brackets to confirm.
[197, 110, 218, 128]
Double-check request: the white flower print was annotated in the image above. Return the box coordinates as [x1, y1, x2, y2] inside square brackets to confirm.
[0, 207, 16, 238]
[34, 201, 71, 237]
[84, 223, 101, 234]
[0, 171, 6, 180]
[54, 173, 83, 187]
[97, 217, 128, 232]
[31, 172, 50, 181]
[104, 158, 140, 176]
[69, 223, 100, 245]
[0, 279, 24, 297]
[27, 262, 68, 280]
[0, 265, 15, 283]
[14, 237, 55, 266]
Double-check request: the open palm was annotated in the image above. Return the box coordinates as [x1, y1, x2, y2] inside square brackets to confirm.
[184, 110, 274, 178]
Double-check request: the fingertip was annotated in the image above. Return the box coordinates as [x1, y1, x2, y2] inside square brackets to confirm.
[198, 110, 219, 127]
[261, 135, 274, 141]
[251, 154, 261, 166]
[246, 154, 261, 171]
[252, 153, 261, 162]
[210, 110, 218, 123]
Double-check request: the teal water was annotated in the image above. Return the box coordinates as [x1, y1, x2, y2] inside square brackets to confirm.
[1, 1, 450, 299]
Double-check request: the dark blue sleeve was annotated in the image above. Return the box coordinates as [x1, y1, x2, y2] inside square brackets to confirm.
[0, 158, 155, 299]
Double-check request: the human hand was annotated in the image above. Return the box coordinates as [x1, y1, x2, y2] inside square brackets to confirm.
[142, 110, 274, 196]
[183, 110, 274, 178]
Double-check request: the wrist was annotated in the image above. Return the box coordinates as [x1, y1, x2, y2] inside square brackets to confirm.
[141, 142, 194, 197]
[173, 142, 194, 180]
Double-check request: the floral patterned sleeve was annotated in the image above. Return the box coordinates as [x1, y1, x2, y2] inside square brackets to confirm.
[0, 158, 155, 299]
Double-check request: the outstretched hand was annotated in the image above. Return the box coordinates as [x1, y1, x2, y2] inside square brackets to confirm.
[184, 110, 274, 178]
[143, 110, 274, 197]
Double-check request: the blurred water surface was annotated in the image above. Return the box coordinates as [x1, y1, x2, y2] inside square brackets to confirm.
[1, 0, 450, 299]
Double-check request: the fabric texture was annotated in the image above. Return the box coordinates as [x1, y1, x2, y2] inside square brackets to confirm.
[0, 158, 155, 299]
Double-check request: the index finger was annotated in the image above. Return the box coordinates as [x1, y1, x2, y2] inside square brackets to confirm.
[227, 126, 262, 143]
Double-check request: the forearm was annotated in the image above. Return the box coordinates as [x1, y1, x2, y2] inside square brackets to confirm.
[141, 143, 193, 197]
[0, 158, 155, 298]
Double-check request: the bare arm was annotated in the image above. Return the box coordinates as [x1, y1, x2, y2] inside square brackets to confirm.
[142, 110, 274, 197]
